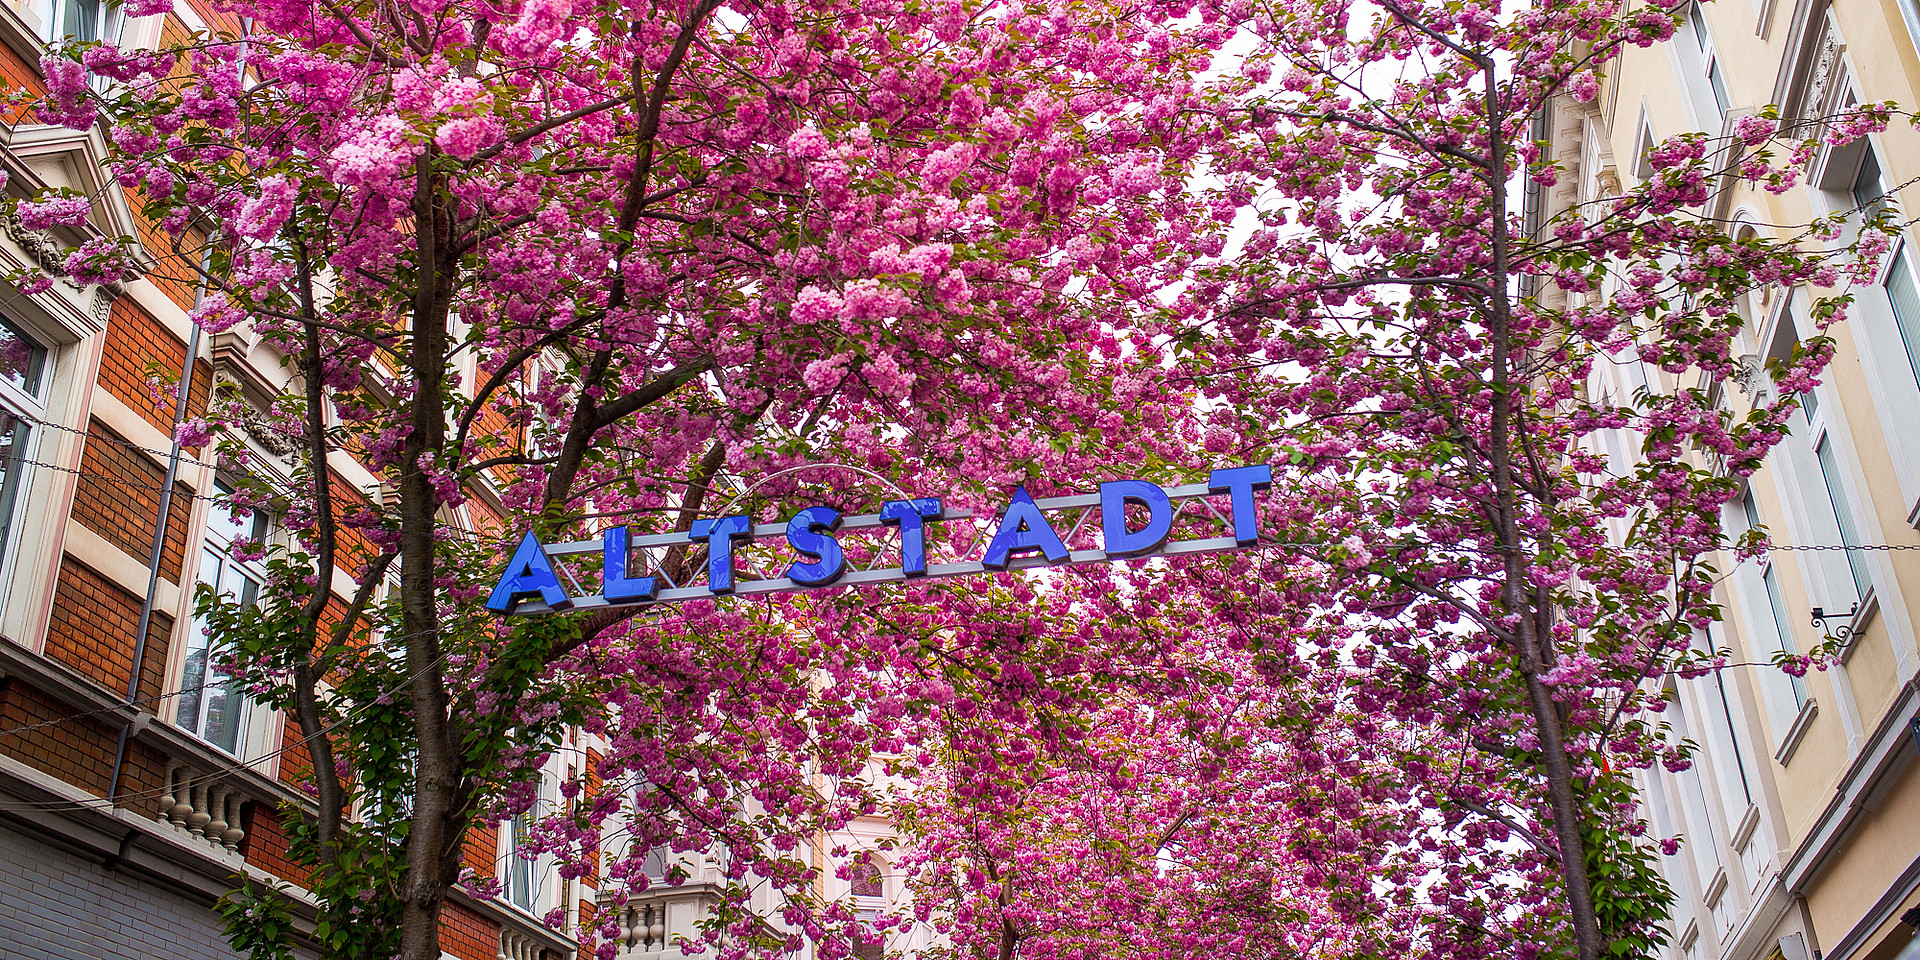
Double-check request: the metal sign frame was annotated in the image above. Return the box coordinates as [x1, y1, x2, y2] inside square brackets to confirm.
[489, 465, 1271, 614]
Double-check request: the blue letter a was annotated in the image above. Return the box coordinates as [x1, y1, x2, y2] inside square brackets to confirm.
[981, 487, 1069, 569]
[487, 532, 573, 613]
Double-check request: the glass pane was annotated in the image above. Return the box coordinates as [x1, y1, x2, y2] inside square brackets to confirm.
[206, 482, 267, 547]
[1689, 3, 1710, 49]
[1886, 247, 1920, 390]
[178, 621, 212, 736]
[0, 318, 45, 398]
[851, 862, 884, 898]
[60, 0, 98, 41]
[1707, 61, 1729, 115]
[509, 815, 536, 909]
[1740, 491, 1761, 533]
[183, 545, 256, 754]
[200, 674, 244, 753]
[1762, 567, 1807, 705]
[1815, 437, 1872, 600]
[0, 415, 27, 570]
[1853, 148, 1886, 213]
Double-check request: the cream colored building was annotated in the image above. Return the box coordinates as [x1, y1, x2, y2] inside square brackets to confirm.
[1546, 1, 1920, 958]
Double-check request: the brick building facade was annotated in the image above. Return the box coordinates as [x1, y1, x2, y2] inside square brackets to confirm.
[0, 2, 583, 957]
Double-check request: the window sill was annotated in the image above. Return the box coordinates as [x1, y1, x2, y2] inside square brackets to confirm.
[1838, 586, 1880, 665]
[1774, 697, 1820, 766]
[1704, 865, 1729, 908]
[1731, 804, 1760, 853]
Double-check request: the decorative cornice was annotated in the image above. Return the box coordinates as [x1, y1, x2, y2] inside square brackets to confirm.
[0, 211, 78, 289]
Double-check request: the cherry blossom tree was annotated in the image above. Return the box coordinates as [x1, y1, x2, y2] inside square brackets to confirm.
[1165, 0, 1904, 957]
[6, 1, 1264, 958]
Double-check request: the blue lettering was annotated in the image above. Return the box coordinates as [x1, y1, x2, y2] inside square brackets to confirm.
[981, 486, 1069, 569]
[785, 506, 846, 586]
[1100, 480, 1173, 557]
[880, 498, 943, 576]
[487, 532, 573, 613]
[689, 515, 753, 593]
[1208, 465, 1273, 546]
[601, 526, 660, 603]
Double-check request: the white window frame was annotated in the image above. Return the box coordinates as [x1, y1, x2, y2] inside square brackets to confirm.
[1671, 3, 1730, 129]
[1796, 388, 1874, 606]
[175, 480, 272, 757]
[1690, 4, 1731, 118]
[0, 317, 50, 616]
[1818, 134, 1920, 533]
[504, 811, 541, 913]
[1729, 490, 1811, 741]
[850, 857, 888, 960]
[26, 0, 123, 44]
[500, 766, 561, 917]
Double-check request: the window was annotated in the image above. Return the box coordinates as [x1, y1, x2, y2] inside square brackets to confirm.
[1800, 393, 1873, 602]
[1884, 246, 1920, 390]
[850, 859, 886, 960]
[0, 317, 47, 581]
[507, 812, 538, 911]
[1854, 147, 1920, 396]
[1667, 695, 1727, 885]
[1737, 492, 1807, 710]
[28, 0, 119, 43]
[1852, 147, 1889, 220]
[1689, 4, 1731, 117]
[1673, 3, 1731, 127]
[178, 481, 268, 755]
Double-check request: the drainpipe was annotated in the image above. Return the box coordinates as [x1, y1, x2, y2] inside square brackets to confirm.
[105, 317, 201, 806]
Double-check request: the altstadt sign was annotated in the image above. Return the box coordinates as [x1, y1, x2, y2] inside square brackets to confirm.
[488, 464, 1272, 614]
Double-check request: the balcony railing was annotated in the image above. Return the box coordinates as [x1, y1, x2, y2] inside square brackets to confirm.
[599, 883, 725, 959]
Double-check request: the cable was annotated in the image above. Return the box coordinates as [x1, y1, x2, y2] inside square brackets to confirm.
[11, 409, 224, 471]
[5, 450, 237, 502]
[0, 687, 193, 741]
[0, 639, 457, 813]
[1769, 543, 1920, 551]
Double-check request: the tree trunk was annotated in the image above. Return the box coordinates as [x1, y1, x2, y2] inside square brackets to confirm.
[1478, 60, 1604, 960]
[399, 151, 461, 960]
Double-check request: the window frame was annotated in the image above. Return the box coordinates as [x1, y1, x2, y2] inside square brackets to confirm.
[1736, 491, 1809, 711]
[29, 0, 123, 45]
[175, 479, 272, 757]
[0, 317, 50, 618]
[1689, 3, 1732, 117]
[1798, 390, 1874, 604]
[1671, 3, 1731, 128]
[849, 857, 888, 960]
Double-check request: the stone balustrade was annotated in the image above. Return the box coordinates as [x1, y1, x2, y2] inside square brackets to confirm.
[600, 885, 727, 959]
[498, 929, 542, 960]
[158, 761, 246, 855]
[613, 899, 669, 953]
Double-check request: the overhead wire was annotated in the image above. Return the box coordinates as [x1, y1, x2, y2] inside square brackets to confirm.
[0, 632, 458, 814]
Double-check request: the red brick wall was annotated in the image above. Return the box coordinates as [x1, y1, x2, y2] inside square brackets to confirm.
[0, 42, 44, 123]
[328, 473, 378, 573]
[0, 678, 114, 795]
[463, 822, 498, 880]
[0, 678, 168, 814]
[101, 298, 211, 437]
[124, 188, 207, 314]
[44, 555, 174, 701]
[72, 418, 193, 584]
[277, 715, 312, 790]
[239, 804, 313, 888]
[577, 900, 597, 952]
[441, 899, 500, 960]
